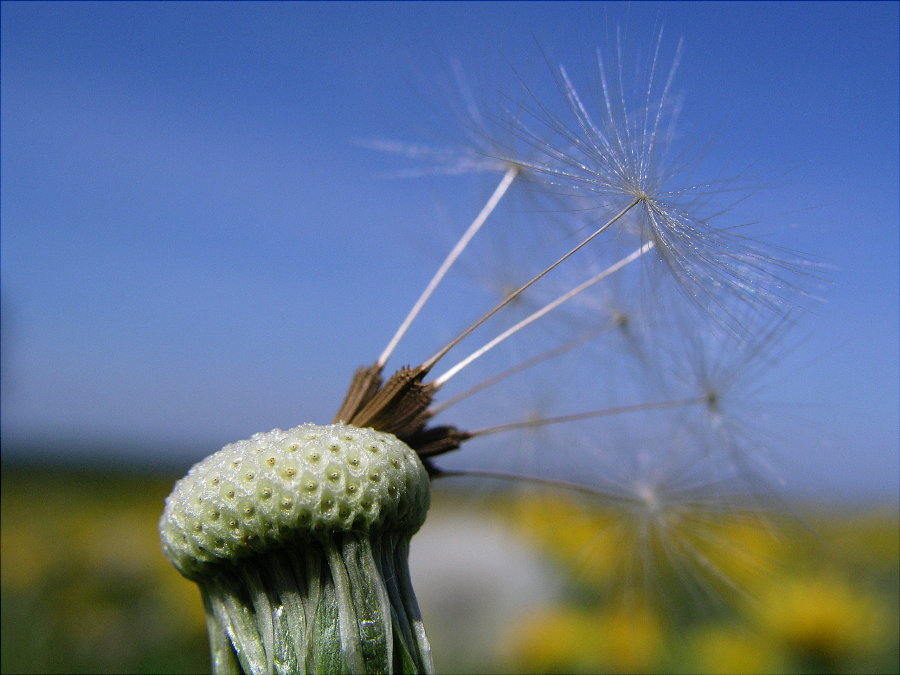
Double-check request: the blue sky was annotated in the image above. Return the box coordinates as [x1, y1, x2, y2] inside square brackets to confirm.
[2, 2, 897, 501]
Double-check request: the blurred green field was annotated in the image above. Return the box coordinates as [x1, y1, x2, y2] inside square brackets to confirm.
[2, 465, 897, 674]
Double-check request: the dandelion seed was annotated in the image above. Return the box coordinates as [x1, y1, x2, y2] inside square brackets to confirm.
[159, 29, 821, 675]
[377, 164, 519, 369]
[432, 240, 654, 387]
[500, 31, 819, 326]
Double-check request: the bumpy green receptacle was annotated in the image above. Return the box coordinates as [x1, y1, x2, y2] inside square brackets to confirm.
[159, 423, 433, 675]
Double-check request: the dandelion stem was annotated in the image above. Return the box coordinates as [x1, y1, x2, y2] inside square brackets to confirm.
[433, 240, 654, 387]
[377, 166, 519, 368]
[467, 396, 705, 438]
[422, 197, 642, 373]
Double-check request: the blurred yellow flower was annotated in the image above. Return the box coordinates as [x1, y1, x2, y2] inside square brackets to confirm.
[506, 606, 598, 673]
[0, 523, 54, 591]
[756, 572, 889, 666]
[506, 495, 621, 586]
[592, 603, 665, 673]
[699, 516, 787, 594]
[506, 601, 666, 674]
[690, 625, 782, 674]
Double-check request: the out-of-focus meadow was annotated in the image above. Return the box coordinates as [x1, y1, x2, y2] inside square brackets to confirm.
[1, 464, 897, 675]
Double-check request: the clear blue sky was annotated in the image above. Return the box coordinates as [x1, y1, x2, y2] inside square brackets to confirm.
[2, 2, 897, 501]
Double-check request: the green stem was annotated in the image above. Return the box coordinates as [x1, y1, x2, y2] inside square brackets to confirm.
[197, 534, 432, 675]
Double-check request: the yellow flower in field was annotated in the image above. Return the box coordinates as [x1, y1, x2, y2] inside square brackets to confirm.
[820, 508, 900, 568]
[698, 515, 787, 594]
[689, 625, 782, 674]
[506, 601, 666, 674]
[593, 603, 665, 674]
[756, 573, 888, 665]
[507, 495, 620, 585]
[506, 606, 598, 673]
[508, 600, 666, 675]
[156, 573, 208, 632]
[0, 522, 53, 591]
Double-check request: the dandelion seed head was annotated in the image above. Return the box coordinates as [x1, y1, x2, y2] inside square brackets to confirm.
[489, 33, 821, 328]
[164, 28, 826, 673]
